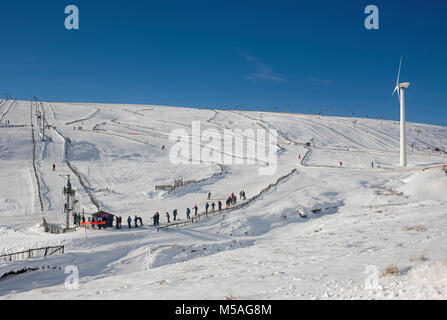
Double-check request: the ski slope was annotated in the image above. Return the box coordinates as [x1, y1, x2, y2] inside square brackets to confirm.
[0, 100, 446, 299]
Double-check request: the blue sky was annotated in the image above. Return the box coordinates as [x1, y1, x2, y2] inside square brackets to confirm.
[0, 0, 446, 125]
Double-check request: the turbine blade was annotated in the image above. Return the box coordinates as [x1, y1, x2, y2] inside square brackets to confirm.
[396, 57, 402, 85]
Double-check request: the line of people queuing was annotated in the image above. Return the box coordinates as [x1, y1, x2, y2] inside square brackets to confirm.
[73, 213, 143, 230]
[73, 190, 248, 230]
[151, 190, 247, 226]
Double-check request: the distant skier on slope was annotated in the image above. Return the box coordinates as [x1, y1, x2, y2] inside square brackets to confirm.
[205, 202, 210, 213]
[194, 204, 198, 215]
[218, 200, 222, 211]
[127, 216, 132, 229]
[166, 212, 170, 223]
[53, 163, 56, 171]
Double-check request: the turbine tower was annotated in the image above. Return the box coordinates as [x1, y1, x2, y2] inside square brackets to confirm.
[393, 57, 410, 167]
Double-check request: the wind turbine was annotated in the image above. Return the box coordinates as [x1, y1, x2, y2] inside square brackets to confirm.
[393, 57, 410, 167]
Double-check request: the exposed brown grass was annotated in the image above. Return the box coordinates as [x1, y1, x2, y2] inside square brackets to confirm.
[225, 294, 237, 300]
[380, 264, 399, 277]
[402, 225, 425, 232]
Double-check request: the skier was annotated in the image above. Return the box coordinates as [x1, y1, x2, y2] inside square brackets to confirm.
[211, 202, 216, 211]
[92, 217, 96, 229]
[242, 190, 246, 201]
[119, 216, 123, 229]
[166, 212, 170, 223]
[186, 208, 191, 219]
[339, 161, 343, 167]
[52, 163, 56, 171]
[205, 202, 210, 213]
[73, 213, 77, 225]
[239, 191, 243, 200]
[208, 192, 211, 200]
[194, 204, 198, 216]
[173, 209, 178, 221]
[371, 162, 374, 168]
[134, 215, 139, 228]
[139, 216, 143, 226]
[127, 216, 132, 229]
[218, 200, 222, 211]
[156, 212, 160, 226]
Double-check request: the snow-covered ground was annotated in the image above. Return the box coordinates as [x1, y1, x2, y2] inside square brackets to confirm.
[0, 100, 446, 299]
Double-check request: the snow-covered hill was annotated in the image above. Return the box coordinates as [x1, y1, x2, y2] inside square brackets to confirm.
[0, 100, 446, 299]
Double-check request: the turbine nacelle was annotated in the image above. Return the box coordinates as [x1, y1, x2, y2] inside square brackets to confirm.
[399, 82, 410, 89]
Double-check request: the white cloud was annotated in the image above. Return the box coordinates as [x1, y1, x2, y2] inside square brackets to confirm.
[242, 53, 287, 83]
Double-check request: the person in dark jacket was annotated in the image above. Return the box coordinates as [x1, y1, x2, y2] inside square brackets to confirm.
[211, 202, 216, 211]
[205, 202, 210, 213]
[194, 205, 198, 215]
[127, 216, 132, 228]
[186, 208, 191, 219]
[166, 212, 170, 223]
[218, 200, 222, 211]
[173, 209, 178, 221]
[226, 197, 231, 208]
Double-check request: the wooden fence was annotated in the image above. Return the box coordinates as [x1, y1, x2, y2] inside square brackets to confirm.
[0, 245, 65, 263]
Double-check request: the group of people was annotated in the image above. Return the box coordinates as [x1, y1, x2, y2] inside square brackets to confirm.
[74, 189, 249, 230]
[73, 213, 85, 227]
[151, 190, 248, 226]
[72, 213, 143, 230]
[127, 215, 143, 228]
[73, 213, 106, 230]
